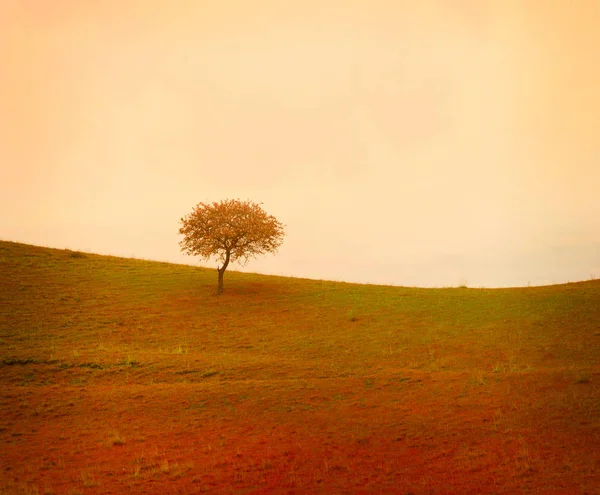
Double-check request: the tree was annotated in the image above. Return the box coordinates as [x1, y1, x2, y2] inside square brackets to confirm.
[179, 199, 285, 294]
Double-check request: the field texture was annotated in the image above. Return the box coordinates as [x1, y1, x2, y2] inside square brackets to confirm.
[1, 241, 599, 494]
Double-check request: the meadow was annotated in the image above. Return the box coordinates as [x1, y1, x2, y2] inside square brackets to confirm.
[0, 240, 598, 494]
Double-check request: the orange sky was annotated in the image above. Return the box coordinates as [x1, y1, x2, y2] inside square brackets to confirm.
[1, 0, 599, 287]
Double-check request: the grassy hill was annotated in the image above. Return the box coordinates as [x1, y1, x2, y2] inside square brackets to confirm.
[1, 240, 598, 494]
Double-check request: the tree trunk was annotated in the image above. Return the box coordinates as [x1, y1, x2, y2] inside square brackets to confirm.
[216, 249, 231, 295]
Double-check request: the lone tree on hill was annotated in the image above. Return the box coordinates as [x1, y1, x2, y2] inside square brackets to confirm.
[179, 199, 285, 294]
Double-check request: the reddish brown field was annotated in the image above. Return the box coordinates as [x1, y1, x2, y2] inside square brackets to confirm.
[1, 241, 599, 494]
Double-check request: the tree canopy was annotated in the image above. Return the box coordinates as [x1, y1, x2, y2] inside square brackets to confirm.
[179, 199, 285, 294]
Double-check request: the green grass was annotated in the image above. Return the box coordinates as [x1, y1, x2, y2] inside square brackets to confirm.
[1, 240, 599, 493]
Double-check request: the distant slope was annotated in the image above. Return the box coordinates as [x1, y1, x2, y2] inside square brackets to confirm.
[1, 240, 599, 378]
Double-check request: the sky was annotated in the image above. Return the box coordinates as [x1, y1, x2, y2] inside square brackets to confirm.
[1, 0, 599, 288]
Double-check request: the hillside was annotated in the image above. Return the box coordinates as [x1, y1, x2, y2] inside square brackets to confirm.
[1, 240, 599, 494]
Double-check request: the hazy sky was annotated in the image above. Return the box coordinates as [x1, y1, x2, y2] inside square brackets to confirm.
[1, 0, 599, 287]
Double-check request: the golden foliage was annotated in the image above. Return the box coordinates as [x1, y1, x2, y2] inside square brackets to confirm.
[178, 199, 285, 268]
